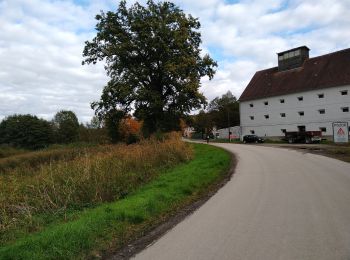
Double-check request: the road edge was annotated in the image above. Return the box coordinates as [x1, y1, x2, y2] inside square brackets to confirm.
[108, 144, 237, 260]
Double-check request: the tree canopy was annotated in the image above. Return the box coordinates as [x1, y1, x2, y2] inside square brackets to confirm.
[52, 110, 79, 143]
[208, 91, 240, 129]
[191, 91, 240, 138]
[83, 0, 217, 136]
[0, 114, 54, 149]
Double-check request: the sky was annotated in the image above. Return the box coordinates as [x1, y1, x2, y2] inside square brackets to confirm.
[1, 0, 350, 123]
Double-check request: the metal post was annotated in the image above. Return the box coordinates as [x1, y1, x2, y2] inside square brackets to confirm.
[228, 109, 231, 142]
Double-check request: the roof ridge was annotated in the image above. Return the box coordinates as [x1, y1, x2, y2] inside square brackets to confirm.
[309, 47, 350, 61]
[239, 46, 350, 102]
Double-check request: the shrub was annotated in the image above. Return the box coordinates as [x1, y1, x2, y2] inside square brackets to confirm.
[0, 114, 54, 149]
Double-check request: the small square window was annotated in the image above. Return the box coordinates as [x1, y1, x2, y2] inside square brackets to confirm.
[280, 113, 286, 117]
[298, 96, 303, 101]
[319, 127, 326, 132]
[264, 101, 268, 105]
[341, 90, 348, 95]
[250, 103, 254, 108]
[264, 115, 269, 119]
[280, 99, 285, 103]
[250, 130, 255, 134]
[281, 129, 286, 133]
[298, 111, 304, 116]
[318, 109, 325, 114]
[250, 116, 254, 120]
[318, 93, 324, 98]
[342, 107, 349, 112]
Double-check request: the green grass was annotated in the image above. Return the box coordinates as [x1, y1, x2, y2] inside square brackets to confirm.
[210, 138, 242, 143]
[0, 143, 231, 259]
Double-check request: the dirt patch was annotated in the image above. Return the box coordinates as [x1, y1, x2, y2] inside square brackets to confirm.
[261, 143, 350, 163]
[106, 153, 237, 260]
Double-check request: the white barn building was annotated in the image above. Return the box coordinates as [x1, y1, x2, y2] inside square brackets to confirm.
[239, 46, 350, 139]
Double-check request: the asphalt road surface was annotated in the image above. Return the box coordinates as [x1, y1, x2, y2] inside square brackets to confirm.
[133, 143, 350, 260]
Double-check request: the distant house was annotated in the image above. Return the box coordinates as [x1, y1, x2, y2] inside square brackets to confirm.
[239, 46, 350, 138]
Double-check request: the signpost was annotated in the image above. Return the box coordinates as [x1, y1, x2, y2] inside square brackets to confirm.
[332, 122, 349, 143]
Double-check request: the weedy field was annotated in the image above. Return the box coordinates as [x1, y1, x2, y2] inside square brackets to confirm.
[0, 134, 231, 259]
[0, 133, 191, 244]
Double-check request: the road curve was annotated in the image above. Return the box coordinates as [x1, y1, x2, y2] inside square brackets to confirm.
[133, 143, 350, 260]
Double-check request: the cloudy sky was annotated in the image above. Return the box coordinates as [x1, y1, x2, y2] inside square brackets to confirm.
[1, 0, 349, 123]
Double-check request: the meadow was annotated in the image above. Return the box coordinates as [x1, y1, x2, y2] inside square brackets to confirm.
[0, 134, 231, 258]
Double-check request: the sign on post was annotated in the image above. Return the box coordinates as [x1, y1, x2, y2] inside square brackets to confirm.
[332, 122, 349, 143]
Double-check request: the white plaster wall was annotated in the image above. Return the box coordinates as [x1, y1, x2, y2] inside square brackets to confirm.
[240, 85, 350, 138]
[215, 126, 241, 139]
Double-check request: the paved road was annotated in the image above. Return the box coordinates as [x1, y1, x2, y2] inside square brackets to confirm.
[133, 143, 350, 260]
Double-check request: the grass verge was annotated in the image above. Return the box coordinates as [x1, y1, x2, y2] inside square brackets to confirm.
[0, 143, 231, 259]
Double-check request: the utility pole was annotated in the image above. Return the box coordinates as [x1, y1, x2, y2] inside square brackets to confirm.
[227, 109, 231, 142]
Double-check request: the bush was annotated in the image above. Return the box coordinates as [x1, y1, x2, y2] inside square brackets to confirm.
[0, 114, 54, 149]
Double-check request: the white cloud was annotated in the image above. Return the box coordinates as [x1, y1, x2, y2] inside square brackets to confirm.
[0, 0, 349, 122]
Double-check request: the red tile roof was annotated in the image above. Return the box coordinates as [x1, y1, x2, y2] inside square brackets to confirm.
[239, 48, 350, 101]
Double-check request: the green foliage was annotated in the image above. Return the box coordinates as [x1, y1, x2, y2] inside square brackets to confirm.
[192, 110, 214, 137]
[208, 91, 240, 129]
[104, 109, 125, 143]
[77, 124, 110, 144]
[191, 91, 240, 136]
[0, 114, 54, 149]
[83, 0, 217, 136]
[52, 110, 80, 143]
[0, 143, 230, 259]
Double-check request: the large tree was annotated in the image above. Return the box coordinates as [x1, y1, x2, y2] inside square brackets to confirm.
[83, 0, 217, 136]
[208, 91, 240, 129]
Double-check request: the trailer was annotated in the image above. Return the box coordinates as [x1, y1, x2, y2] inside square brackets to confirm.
[284, 131, 322, 144]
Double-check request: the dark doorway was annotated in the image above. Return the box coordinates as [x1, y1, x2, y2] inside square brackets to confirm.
[298, 125, 306, 132]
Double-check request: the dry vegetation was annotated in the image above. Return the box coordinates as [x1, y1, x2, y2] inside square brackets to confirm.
[0, 133, 192, 244]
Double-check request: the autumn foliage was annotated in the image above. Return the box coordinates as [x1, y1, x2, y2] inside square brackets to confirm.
[119, 116, 142, 144]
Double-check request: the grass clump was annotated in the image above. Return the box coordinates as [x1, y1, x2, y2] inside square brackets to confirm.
[0, 143, 231, 259]
[0, 145, 28, 159]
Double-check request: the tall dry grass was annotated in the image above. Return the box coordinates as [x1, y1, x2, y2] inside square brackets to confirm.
[0, 132, 192, 241]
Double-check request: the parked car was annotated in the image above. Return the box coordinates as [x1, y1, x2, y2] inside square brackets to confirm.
[284, 131, 322, 144]
[243, 135, 264, 143]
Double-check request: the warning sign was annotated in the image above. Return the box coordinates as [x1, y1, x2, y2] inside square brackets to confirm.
[333, 122, 349, 143]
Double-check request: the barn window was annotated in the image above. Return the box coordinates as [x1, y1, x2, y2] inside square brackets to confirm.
[298, 111, 304, 116]
[264, 114, 269, 119]
[250, 116, 254, 120]
[318, 109, 325, 114]
[318, 93, 324, 98]
[280, 99, 285, 103]
[341, 90, 348, 95]
[250, 103, 254, 107]
[298, 96, 303, 101]
[264, 101, 268, 105]
[250, 130, 255, 134]
[281, 129, 286, 133]
[342, 107, 349, 112]
[280, 113, 286, 117]
[319, 127, 326, 132]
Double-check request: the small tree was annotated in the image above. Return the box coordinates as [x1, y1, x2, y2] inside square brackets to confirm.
[119, 116, 142, 144]
[83, 0, 217, 137]
[52, 110, 80, 143]
[0, 114, 54, 149]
